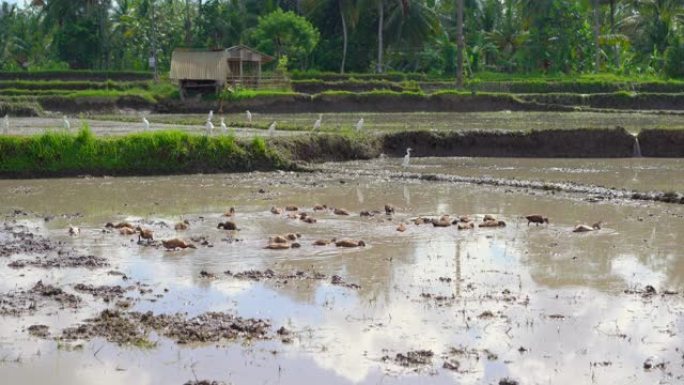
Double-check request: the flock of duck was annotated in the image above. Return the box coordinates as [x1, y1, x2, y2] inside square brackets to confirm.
[66, 205, 602, 251]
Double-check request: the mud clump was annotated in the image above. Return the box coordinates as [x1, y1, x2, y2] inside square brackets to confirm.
[73, 284, 129, 302]
[225, 269, 327, 283]
[442, 359, 460, 371]
[0, 281, 81, 316]
[389, 350, 434, 367]
[31, 281, 81, 307]
[135, 311, 272, 344]
[60, 309, 150, 346]
[331, 275, 361, 290]
[0, 223, 62, 257]
[183, 381, 226, 385]
[499, 379, 519, 385]
[9, 254, 109, 269]
[27, 324, 50, 338]
[58, 309, 274, 346]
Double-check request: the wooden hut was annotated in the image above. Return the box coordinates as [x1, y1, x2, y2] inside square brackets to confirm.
[170, 46, 275, 98]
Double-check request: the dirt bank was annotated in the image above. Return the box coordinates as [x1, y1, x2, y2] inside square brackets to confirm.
[157, 93, 573, 114]
[519, 92, 684, 110]
[39, 95, 154, 114]
[637, 129, 684, 157]
[277, 128, 637, 162]
[379, 128, 635, 158]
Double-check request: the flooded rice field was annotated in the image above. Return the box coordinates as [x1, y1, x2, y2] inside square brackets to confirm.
[0, 158, 683, 385]
[6, 110, 684, 135]
[325, 157, 684, 194]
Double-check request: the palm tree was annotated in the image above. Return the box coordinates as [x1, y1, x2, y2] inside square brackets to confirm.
[456, 0, 464, 86]
[593, 0, 601, 72]
[302, 0, 359, 74]
[358, 0, 386, 72]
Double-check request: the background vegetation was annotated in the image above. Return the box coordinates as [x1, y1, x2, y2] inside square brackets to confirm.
[0, 0, 683, 79]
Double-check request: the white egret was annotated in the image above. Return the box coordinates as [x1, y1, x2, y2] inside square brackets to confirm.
[267, 121, 277, 136]
[207, 110, 213, 122]
[220, 117, 228, 133]
[3, 114, 8, 134]
[312, 114, 322, 131]
[246, 110, 252, 123]
[205, 119, 214, 135]
[63, 115, 70, 131]
[142, 116, 150, 131]
[355, 117, 364, 131]
[402, 147, 412, 167]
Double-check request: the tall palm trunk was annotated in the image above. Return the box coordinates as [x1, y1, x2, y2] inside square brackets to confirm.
[184, 0, 192, 46]
[610, 0, 619, 67]
[593, 0, 600, 72]
[456, 0, 464, 87]
[376, 0, 383, 73]
[340, 0, 348, 74]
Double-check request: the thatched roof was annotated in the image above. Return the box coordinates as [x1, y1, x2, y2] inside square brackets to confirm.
[225, 45, 274, 63]
[169, 49, 229, 82]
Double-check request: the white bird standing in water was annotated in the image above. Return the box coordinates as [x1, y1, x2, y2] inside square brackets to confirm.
[207, 110, 213, 123]
[220, 117, 228, 133]
[142, 116, 150, 131]
[205, 119, 214, 135]
[268, 121, 277, 136]
[312, 114, 322, 131]
[355, 117, 364, 131]
[402, 147, 412, 167]
[63, 115, 70, 131]
[3, 114, 9, 134]
[246, 110, 252, 123]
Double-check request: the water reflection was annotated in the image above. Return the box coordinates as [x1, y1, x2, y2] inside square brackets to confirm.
[0, 163, 682, 384]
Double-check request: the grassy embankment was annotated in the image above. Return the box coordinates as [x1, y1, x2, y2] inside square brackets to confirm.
[0, 126, 289, 178]
[3, 70, 684, 117]
[0, 72, 176, 116]
[2, 124, 684, 178]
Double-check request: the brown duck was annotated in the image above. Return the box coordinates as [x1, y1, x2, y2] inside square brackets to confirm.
[333, 208, 350, 216]
[313, 238, 336, 246]
[162, 238, 196, 250]
[335, 239, 366, 248]
[136, 226, 154, 242]
[174, 220, 190, 231]
[525, 215, 549, 226]
[217, 221, 237, 230]
[479, 220, 506, 228]
[457, 222, 475, 230]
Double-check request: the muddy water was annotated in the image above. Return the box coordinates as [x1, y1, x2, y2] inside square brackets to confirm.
[327, 157, 684, 194]
[0, 163, 683, 385]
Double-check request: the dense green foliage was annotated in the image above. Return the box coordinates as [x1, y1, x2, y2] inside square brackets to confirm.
[0, 126, 289, 177]
[0, 1, 683, 78]
[251, 9, 320, 69]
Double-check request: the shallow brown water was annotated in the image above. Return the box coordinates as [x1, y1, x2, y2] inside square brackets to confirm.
[0, 161, 683, 385]
[328, 157, 684, 194]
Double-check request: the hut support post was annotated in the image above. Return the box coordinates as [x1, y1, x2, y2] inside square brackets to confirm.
[257, 61, 262, 87]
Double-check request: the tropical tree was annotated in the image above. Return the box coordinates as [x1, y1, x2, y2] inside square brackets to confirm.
[250, 8, 320, 69]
